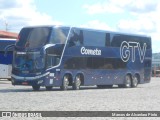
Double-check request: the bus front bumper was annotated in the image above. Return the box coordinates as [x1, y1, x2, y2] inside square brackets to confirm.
[11, 72, 50, 86]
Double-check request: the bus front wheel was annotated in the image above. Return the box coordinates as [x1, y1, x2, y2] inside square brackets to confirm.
[61, 75, 69, 90]
[32, 85, 40, 91]
[73, 75, 81, 90]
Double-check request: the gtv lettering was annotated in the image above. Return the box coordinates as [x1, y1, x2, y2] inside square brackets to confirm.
[120, 41, 147, 63]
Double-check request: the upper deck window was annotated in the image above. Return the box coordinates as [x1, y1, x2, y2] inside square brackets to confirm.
[49, 27, 69, 44]
[68, 29, 109, 47]
[16, 27, 51, 49]
[83, 30, 106, 47]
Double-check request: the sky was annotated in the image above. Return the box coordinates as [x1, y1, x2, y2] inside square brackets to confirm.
[0, 0, 159, 53]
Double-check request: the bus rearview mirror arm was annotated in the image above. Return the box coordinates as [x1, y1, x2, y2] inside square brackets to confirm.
[4, 44, 15, 57]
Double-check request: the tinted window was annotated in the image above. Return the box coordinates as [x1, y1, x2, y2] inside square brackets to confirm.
[64, 57, 86, 69]
[83, 30, 106, 47]
[46, 54, 60, 68]
[86, 57, 92, 69]
[68, 29, 83, 47]
[46, 45, 64, 68]
[114, 58, 126, 69]
[92, 57, 104, 69]
[103, 58, 126, 69]
[49, 27, 69, 44]
[64, 57, 126, 69]
[104, 58, 114, 69]
[111, 34, 124, 47]
[16, 27, 51, 49]
[68, 29, 110, 47]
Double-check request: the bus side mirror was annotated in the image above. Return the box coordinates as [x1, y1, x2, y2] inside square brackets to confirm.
[4, 44, 15, 57]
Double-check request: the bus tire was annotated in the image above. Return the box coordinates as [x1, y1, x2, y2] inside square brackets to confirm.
[132, 75, 138, 88]
[46, 86, 52, 91]
[73, 75, 81, 90]
[61, 75, 69, 90]
[124, 75, 132, 88]
[32, 85, 40, 91]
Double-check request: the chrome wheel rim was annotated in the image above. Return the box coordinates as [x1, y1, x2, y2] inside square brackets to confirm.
[126, 75, 131, 87]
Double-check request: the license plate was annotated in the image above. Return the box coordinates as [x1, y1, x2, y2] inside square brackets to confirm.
[22, 82, 28, 85]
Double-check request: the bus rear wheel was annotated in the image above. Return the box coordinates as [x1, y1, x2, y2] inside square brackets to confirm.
[61, 75, 69, 90]
[32, 85, 40, 91]
[132, 75, 138, 88]
[73, 75, 81, 90]
[124, 75, 132, 88]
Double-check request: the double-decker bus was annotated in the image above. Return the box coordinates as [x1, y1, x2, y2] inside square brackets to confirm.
[6, 26, 152, 90]
[0, 38, 16, 80]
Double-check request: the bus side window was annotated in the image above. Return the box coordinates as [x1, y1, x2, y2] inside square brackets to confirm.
[68, 30, 83, 47]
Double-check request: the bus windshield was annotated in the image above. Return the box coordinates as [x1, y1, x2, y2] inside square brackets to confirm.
[13, 51, 44, 72]
[16, 27, 51, 49]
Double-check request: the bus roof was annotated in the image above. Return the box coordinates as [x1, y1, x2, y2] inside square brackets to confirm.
[21, 25, 151, 38]
[73, 27, 151, 38]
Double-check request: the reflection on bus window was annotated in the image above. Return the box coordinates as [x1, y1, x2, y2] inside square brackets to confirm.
[16, 27, 51, 49]
[49, 28, 69, 44]
[69, 29, 83, 47]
